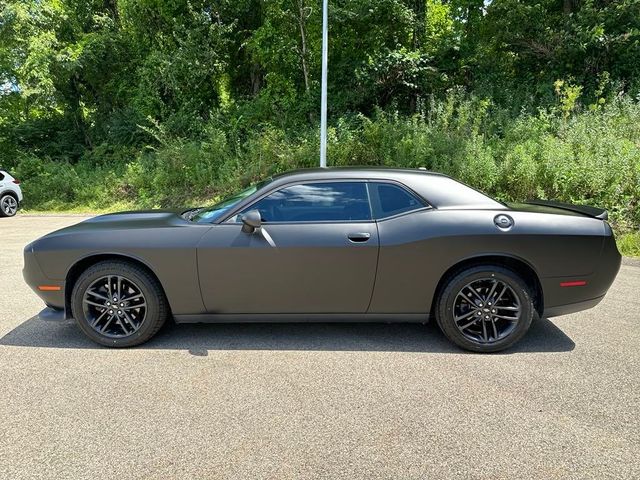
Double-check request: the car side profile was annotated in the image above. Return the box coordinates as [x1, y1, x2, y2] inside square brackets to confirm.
[23, 168, 621, 352]
[0, 170, 23, 217]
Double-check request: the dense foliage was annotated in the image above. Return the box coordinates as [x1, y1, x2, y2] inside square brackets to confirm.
[1, 0, 639, 233]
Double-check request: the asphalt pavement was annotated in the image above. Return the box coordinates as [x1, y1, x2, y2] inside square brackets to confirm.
[1, 215, 639, 479]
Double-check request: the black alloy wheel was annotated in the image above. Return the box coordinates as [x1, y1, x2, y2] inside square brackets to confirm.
[71, 260, 168, 347]
[452, 278, 521, 344]
[82, 275, 148, 338]
[436, 265, 534, 352]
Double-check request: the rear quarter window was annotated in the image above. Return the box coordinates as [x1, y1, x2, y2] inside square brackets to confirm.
[369, 182, 426, 219]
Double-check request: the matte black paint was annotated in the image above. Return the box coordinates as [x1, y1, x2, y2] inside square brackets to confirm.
[197, 222, 380, 313]
[23, 168, 621, 323]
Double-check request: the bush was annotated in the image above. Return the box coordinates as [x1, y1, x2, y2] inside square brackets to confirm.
[12, 93, 640, 236]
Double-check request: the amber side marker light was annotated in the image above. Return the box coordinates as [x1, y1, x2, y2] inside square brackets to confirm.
[560, 281, 587, 287]
[38, 285, 61, 291]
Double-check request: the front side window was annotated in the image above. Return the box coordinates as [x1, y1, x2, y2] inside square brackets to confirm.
[369, 182, 425, 219]
[238, 181, 372, 222]
[192, 179, 273, 223]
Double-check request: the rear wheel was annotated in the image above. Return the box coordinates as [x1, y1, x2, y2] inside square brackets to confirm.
[436, 266, 534, 352]
[71, 260, 168, 347]
[0, 194, 18, 217]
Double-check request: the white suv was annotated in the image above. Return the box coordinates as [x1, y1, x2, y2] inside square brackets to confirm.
[0, 170, 23, 217]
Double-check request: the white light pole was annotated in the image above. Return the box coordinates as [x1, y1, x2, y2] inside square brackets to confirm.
[319, 0, 328, 168]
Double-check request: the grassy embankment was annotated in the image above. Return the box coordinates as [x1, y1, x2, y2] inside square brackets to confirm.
[13, 96, 640, 256]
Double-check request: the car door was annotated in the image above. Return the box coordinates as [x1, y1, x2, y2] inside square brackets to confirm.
[196, 180, 380, 314]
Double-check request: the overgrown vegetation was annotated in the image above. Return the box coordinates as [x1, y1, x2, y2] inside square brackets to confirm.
[1, 1, 639, 254]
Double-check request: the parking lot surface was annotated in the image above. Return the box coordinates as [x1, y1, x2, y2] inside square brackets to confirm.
[1, 215, 639, 479]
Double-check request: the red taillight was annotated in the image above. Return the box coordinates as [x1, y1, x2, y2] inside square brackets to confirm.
[560, 281, 587, 287]
[12, 179, 20, 185]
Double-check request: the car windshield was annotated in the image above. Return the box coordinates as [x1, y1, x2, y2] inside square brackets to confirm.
[191, 179, 272, 223]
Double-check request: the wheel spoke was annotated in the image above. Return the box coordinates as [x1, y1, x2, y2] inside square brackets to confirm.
[123, 293, 143, 302]
[115, 317, 130, 335]
[121, 310, 138, 330]
[485, 280, 499, 303]
[453, 277, 521, 345]
[83, 274, 147, 338]
[493, 285, 509, 304]
[454, 292, 473, 306]
[87, 289, 109, 301]
[91, 309, 109, 327]
[84, 299, 106, 309]
[106, 276, 113, 299]
[463, 286, 485, 304]
[490, 318, 499, 339]
[122, 302, 146, 311]
[459, 318, 478, 331]
[481, 319, 488, 342]
[100, 314, 116, 333]
[454, 309, 476, 322]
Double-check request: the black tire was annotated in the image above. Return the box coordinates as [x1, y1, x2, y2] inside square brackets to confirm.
[436, 265, 534, 353]
[71, 260, 168, 347]
[0, 194, 18, 217]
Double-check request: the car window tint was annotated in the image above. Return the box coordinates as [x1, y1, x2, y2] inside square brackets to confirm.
[371, 182, 424, 218]
[0, 172, 4, 181]
[243, 182, 371, 222]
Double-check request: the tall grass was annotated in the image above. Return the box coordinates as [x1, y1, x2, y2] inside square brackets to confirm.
[12, 94, 640, 232]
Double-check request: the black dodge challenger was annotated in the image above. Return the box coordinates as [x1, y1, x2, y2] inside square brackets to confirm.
[23, 168, 621, 352]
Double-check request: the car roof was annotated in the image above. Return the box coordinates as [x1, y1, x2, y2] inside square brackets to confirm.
[272, 166, 446, 180]
[267, 167, 504, 210]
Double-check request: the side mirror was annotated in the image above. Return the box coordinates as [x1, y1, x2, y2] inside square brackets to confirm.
[241, 209, 262, 233]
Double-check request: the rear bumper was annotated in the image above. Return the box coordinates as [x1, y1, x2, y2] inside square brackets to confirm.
[543, 295, 604, 318]
[541, 233, 621, 317]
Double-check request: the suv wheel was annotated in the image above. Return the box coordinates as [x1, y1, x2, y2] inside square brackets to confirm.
[0, 194, 18, 217]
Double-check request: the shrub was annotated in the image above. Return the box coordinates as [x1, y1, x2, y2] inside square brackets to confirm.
[12, 93, 640, 235]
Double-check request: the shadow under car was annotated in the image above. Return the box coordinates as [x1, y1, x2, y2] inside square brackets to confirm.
[0, 315, 575, 354]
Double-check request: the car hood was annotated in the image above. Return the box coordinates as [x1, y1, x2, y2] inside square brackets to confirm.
[85, 209, 186, 225]
[42, 209, 190, 238]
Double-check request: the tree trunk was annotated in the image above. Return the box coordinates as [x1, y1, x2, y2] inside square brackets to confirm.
[103, 0, 120, 24]
[69, 75, 93, 150]
[563, 0, 580, 14]
[250, 62, 262, 96]
[412, 0, 425, 50]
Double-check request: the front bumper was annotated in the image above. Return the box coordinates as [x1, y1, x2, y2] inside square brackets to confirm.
[38, 307, 66, 321]
[543, 295, 605, 318]
[23, 245, 65, 311]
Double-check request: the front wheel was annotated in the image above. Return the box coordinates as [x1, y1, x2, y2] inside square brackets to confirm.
[0, 194, 18, 217]
[436, 266, 534, 353]
[71, 260, 168, 347]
